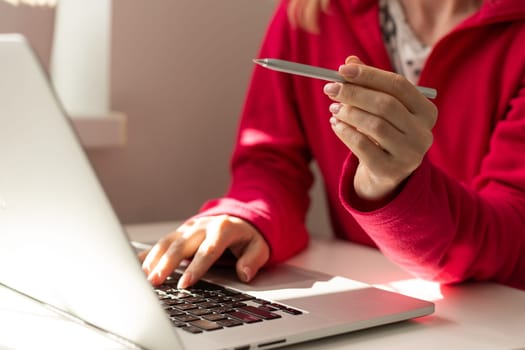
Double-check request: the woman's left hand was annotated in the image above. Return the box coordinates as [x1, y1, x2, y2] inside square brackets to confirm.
[324, 56, 438, 204]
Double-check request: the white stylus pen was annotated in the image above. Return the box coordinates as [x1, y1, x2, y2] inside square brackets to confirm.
[253, 58, 437, 99]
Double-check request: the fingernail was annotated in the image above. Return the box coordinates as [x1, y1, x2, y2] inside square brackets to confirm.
[329, 103, 341, 114]
[177, 272, 193, 289]
[345, 55, 361, 64]
[339, 64, 359, 78]
[241, 266, 252, 282]
[329, 116, 338, 126]
[324, 83, 341, 96]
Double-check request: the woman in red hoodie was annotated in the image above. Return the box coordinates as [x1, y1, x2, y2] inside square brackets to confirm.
[143, 0, 525, 291]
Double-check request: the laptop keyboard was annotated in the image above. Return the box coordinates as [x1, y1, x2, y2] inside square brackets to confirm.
[155, 272, 303, 334]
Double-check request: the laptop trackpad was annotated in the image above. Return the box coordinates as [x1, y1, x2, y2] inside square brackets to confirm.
[206, 264, 426, 323]
[206, 263, 367, 292]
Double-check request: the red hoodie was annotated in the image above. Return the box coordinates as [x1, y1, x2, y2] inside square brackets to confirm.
[197, 0, 525, 290]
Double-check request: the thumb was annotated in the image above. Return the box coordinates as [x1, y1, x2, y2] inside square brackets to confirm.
[235, 237, 270, 283]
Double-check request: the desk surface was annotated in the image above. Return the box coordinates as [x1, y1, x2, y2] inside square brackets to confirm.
[1, 221, 524, 350]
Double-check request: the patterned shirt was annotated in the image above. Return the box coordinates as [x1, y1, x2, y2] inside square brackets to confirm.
[379, 0, 431, 84]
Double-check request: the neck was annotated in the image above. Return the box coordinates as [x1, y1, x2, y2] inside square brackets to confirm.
[399, 0, 482, 46]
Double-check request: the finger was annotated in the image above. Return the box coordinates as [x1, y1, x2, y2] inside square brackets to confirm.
[330, 117, 391, 171]
[146, 223, 205, 286]
[338, 63, 436, 123]
[325, 83, 412, 133]
[332, 104, 404, 153]
[177, 220, 236, 289]
[137, 249, 150, 263]
[141, 219, 197, 275]
[233, 236, 270, 283]
[334, 102, 433, 160]
[142, 238, 172, 276]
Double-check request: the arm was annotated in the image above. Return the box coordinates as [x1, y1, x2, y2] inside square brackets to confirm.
[142, 2, 314, 288]
[340, 82, 525, 289]
[197, 1, 314, 264]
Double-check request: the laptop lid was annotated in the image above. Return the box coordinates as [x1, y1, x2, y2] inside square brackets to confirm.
[0, 34, 434, 350]
[0, 34, 181, 350]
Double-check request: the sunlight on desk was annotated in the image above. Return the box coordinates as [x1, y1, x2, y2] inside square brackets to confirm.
[374, 278, 443, 302]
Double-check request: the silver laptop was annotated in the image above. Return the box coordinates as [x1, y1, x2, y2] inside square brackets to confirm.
[0, 34, 434, 350]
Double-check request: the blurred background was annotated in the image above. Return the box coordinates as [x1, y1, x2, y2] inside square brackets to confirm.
[0, 0, 331, 237]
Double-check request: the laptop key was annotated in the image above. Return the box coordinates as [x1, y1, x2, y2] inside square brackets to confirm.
[227, 310, 262, 323]
[208, 296, 233, 303]
[162, 299, 185, 306]
[192, 279, 226, 291]
[239, 305, 281, 320]
[166, 308, 185, 317]
[221, 288, 241, 296]
[216, 318, 243, 328]
[231, 294, 254, 302]
[268, 303, 302, 315]
[203, 313, 227, 322]
[170, 319, 188, 328]
[199, 301, 220, 309]
[174, 314, 200, 323]
[189, 319, 223, 331]
[258, 305, 278, 312]
[172, 291, 192, 299]
[281, 307, 303, 315]
[213, 306, 235, 314]
[188, 308, 212, 317]
[181, 326, 203, 334]
[223, 302, 246, 309]
[184, 297, 207, 304]
[174, 303, 198, 311]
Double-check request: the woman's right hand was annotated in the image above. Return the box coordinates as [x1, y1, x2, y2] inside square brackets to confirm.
[140, 215, 270, 289]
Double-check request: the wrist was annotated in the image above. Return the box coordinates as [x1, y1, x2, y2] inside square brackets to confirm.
[353, 177, 407, 212]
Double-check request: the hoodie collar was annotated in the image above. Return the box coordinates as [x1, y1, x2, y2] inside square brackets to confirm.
[341, 0, 525, 24]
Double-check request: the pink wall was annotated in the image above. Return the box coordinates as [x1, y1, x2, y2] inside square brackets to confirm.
[0, 0, 331, 235]
[91, 1, 278, 224]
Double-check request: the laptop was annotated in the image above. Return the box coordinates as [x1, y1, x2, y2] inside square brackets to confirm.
[0, 33, 434, 350]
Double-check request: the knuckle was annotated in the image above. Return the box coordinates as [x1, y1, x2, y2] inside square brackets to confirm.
[199, 243, 222, 259]
[166, 236, 187, 256]
[390, 73, 409, 94]
[350, 130, 370, 152]
[341, 83, 359, 101]
[367, 118, 389, 139]
[156, 236, 172, 248]
[374, 94, 398, 116]
[209, 214, 229, 228]
[192, 245, 223, 270]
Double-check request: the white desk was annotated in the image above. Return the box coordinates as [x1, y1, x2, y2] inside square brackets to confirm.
[1, 221, 524, 350]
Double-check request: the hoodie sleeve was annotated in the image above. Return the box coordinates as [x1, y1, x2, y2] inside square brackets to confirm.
[195, 1, 313, 264]
[339, 83, 525, 290]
